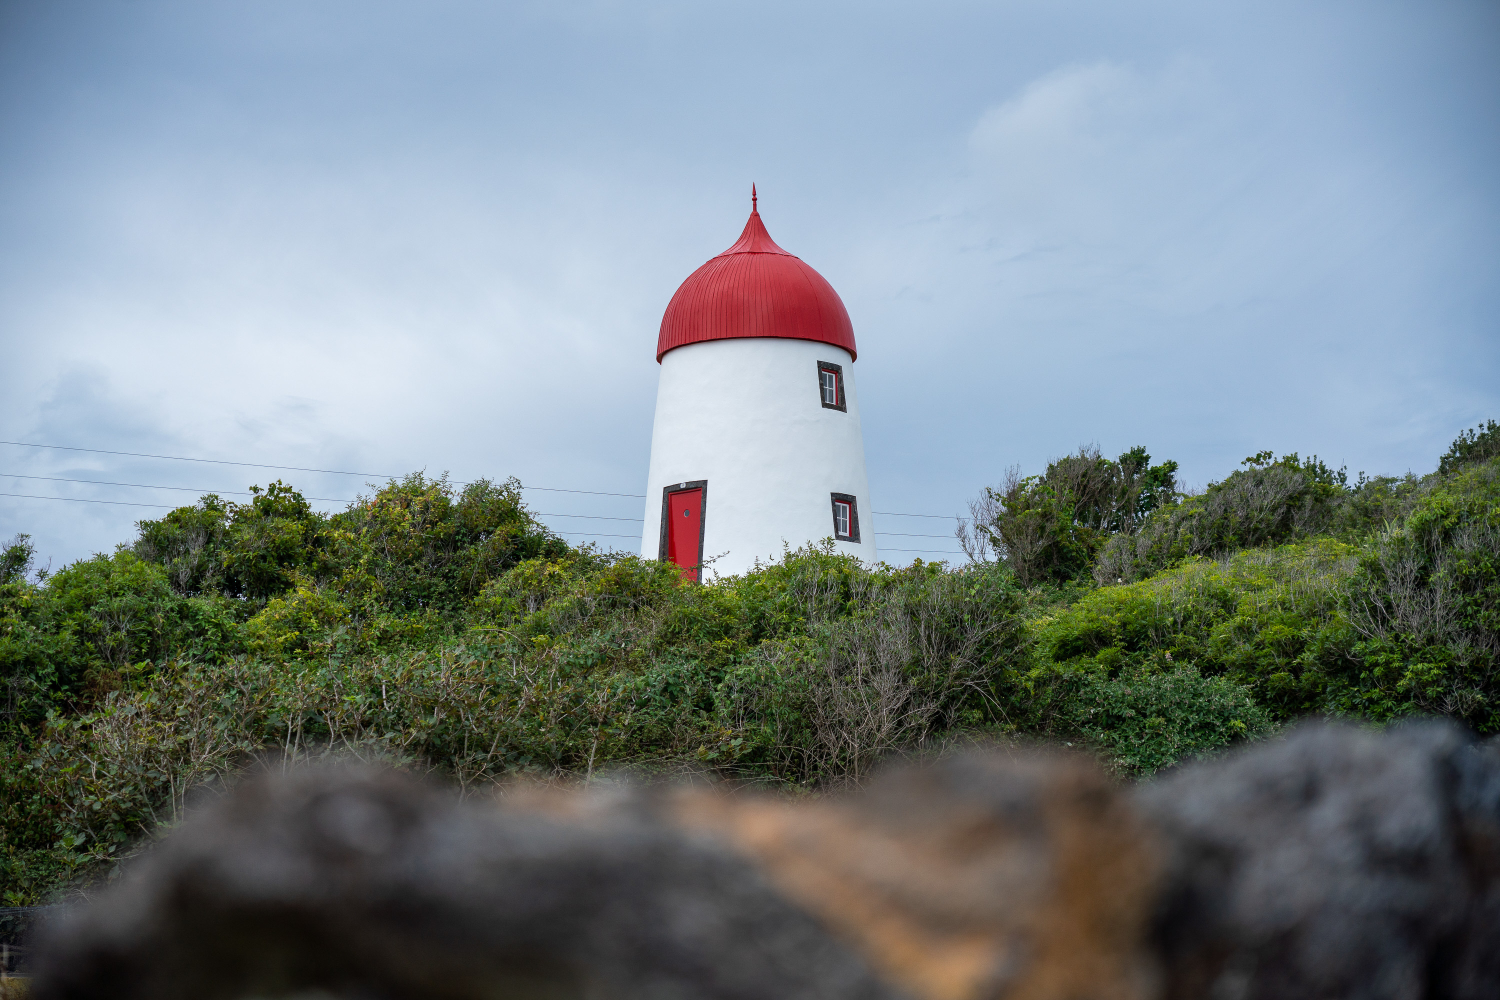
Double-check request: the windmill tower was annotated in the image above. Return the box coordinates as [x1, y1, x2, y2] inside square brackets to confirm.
[641, 188, 876, 578]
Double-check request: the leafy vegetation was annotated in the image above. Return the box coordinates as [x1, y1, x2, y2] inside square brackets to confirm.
[956, 445, 1180, 585]
[1032, 539, 1359, 721]
[2, 420, 1496, 904]
[1092, 451, 1419, 584]
[1437, 418, 1500, 476]
[971, 419, 1499, 739]
[1344, 458, 1500, 730]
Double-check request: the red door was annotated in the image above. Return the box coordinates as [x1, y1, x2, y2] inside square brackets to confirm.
[666, 488, 703, 581]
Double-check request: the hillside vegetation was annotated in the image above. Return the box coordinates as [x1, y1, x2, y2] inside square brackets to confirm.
[2, 421, 1497, 904]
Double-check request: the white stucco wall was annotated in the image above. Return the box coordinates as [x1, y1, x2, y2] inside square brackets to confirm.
[641, 337, 877, 577]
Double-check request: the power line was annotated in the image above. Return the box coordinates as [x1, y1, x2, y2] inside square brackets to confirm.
[529, 486, 644, 498]
[0, 492, 176, 509]
[1, 474, 651, 520]
[3, 473, 350, 503]
[0, 440, 645, 498]
[1, 440, 395, 478]
[550, 531, 639, 539]
[2, 475, 647, 523]
[2, 496, 959, 557]
[539, 513, 643, 522]
[3, 441, 968, 519]
[874, 531, 955, 539]
[872, 510, 960, 520]
[0, 490, 647, 527]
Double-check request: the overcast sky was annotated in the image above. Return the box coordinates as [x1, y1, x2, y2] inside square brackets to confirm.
[2, 0, 1497, 570]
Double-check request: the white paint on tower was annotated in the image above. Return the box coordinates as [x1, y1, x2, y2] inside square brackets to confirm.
[641, 336, 876, 577]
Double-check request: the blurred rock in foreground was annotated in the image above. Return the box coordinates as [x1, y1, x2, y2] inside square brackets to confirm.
[1139, 722, 1500, 1000]
[32, 721, 1500, 1000]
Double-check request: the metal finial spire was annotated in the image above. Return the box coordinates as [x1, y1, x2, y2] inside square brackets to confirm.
[752, 183, 757, 211]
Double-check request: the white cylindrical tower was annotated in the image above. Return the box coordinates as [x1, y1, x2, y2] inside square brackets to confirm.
[642, 190, 876, 578]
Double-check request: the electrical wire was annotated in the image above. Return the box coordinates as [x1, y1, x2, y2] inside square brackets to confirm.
[526, 486, 644, 498]
[539, 513, 643, 522]
[1, 495, 962, 556]
[0, 495, 644, 549]
[2, 438, 973, 562]
[0, 440, 394, 478]
[0, 440, 644, 498]
[3, 473, 350, 503]
[2, 486, 964, 527]
[2, 441, 965, 520]
[1, 477, 648, 525]
[0, 492, 176, 509]
[872, 510, 960, 520]
[550, 532, 639, 539]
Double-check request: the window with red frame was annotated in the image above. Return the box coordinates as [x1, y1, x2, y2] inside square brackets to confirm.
[830, 492, 860, 542]
[816, 362, 846, 412]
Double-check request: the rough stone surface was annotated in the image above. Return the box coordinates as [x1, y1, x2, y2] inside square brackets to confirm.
[671, 750, 1161, 1000]
[31, 722, 1500, 1000]
[1136, 720, 1500, 1000]
[32, 767, 901, 1000]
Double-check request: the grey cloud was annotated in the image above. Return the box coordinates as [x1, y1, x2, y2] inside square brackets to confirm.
[1, 0, 1496, 569]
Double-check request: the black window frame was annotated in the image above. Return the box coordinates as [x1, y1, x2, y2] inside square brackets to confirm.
[816, 361, 847, 412]
[830, 492, 861, 543]
[659, 480, 709, 582]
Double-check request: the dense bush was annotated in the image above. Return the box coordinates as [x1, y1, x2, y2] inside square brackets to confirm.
[1, 538, 238, 725]
[962, 446, 1427, 590]
[133, 474, 565, 610]
[1343, 457, 1500, 731]
[1438, 418, 1500, 475]
[1053, 666, 1273, 775]
[1031, 456, 1499, 733]
[1093, 452, 1381, 584]
[133, 483, 323, 600]
[0, 546, 1031, 901]
[1032, 540, 1361, 720]
[4, 422, 1495, 904]
[957, 445, 1180, 585]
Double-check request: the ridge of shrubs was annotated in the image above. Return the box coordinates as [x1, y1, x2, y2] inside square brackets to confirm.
[1, 420, 1497, 905]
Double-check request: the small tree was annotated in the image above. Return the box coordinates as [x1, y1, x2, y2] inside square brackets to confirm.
[1438, 419, 1500, 476]
[957, 446, 1179, 586]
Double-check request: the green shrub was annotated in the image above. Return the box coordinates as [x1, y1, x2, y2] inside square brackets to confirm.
[134, 474, 568, 615]
[0, 734, 77, 905]
[1340, 471, 1425, 535]
[0, 546, 1029, 897]
[1033, 539, 1361, 720]
[1339, 457, 1500, 730]
[31, 437, 1500, 904]
[716, 556, 1026, 782]
[326, 475, 568, 617]
[1095, 453, 1361, 584]
[470, 551, 610, 627]
[46, 551, 194, 671]
[959, 445, 1180, 585]
[1, 549, 82, 722]
[1058, 666, 1274, 776]
[1, 545, 238, 723]
[1438, 419, 1500, 475]
[1, 536, 32, 586]
[134, 483, 330, 601]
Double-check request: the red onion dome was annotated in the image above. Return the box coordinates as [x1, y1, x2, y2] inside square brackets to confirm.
[656, 191, 856, 362]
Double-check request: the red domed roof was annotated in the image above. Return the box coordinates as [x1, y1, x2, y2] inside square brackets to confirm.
[656, 191, 856, 362]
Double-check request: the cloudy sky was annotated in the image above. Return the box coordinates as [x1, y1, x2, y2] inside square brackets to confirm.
[2, 0, 1497, 570]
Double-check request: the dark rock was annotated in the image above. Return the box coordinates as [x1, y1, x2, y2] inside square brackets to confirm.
[1137, 721, 1500, 1000]
[672, 748, 1162, 1000]
[32, 766, 901, 1000]
[31, 722, 1500, 1000]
